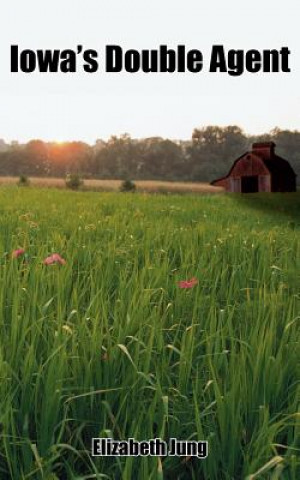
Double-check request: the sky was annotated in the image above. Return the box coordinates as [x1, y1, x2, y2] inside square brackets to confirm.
[1, 0, 299, 144]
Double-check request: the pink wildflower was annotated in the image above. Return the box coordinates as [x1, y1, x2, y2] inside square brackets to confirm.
[12, 248, 25, 259]
[43, 253, 66, 266]
[101, 352, 109, 361]
[177, 277, 198, 289]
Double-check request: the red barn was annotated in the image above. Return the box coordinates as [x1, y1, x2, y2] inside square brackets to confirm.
[211, 142, 297, 193]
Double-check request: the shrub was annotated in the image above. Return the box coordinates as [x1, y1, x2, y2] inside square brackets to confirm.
[65, 173, 83, 190]
[120, 179, 136, 192]
[18, 175, 30, 187]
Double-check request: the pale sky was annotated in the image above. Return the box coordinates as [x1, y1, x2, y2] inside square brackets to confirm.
[1, 1, 299, 143]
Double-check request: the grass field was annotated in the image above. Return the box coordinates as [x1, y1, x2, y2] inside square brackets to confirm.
[0, 187, 299, 479]
[0, 177, 223, 194]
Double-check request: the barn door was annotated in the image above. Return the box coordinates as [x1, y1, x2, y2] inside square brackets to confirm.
[258, 175, 271, 192]
[229, 177, 241, 192]
[241, 176, 259, 193]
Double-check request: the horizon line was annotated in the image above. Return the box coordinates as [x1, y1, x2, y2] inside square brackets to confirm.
[1, 125, 300, 146]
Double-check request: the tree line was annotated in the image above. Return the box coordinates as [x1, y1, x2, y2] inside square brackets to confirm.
[0, 126, 299, 183]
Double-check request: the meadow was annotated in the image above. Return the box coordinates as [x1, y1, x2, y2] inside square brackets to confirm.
[0, 187, 299, 479]
[0, 177, 223, 194]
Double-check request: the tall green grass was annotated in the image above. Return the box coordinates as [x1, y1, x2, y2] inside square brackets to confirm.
[0, 188, 299, 479]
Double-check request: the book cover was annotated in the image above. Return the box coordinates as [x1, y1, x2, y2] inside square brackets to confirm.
[0, 1, 299, 478]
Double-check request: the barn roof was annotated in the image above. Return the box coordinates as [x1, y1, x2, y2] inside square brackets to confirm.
[263, 155, 296, 176]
